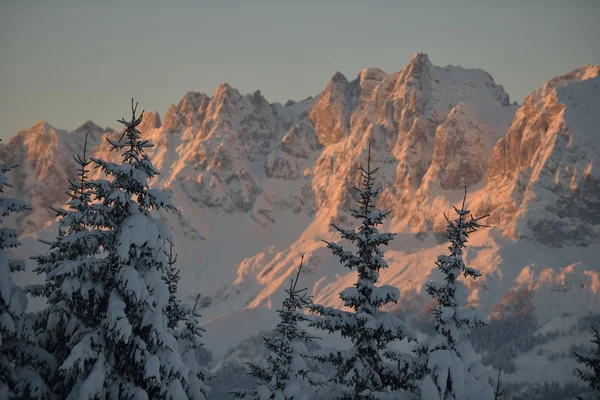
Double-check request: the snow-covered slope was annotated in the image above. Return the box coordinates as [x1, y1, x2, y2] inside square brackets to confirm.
[2, 54, 599, 392]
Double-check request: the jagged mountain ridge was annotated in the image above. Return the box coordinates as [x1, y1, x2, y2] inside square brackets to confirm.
[2, 54, 599, 312]
[2, 53, 520, 234]
[3, 54, 598, 249]
[3, 51, 599, 299]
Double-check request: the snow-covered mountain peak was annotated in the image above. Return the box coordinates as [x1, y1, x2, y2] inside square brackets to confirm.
[211, 82, 242, 110]
[409, 51, 431, 64]
[355, 67, 387, 100]
[162, 91, 210, 132]
[476, 65, 600, 247]
[543, 64, 599, 92]
[307, 71, 353, 146]
[393, 51, 432, 93]
[139, 111, 162, 131]
[73, 120, 105, 134]
[357, 67, 387, 82]
[521, 65, 598, 113]
[214, 81, 236, 95]
[24, 120, 57, 135]
[1, 121, 72, 233]
[329, 71, 349, 85]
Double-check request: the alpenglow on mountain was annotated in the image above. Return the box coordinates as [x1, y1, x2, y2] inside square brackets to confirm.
[3, 54, 598, 246]
[2, 55, 599, 393]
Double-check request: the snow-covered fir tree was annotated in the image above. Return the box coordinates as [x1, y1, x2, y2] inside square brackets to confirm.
[231, 255, 326, 400]
[164, 243, 187, 330]
[27, 99, 193, 399]
[309, 144, 417, 400]
[415, 189, 494, 400]
[573, 323, 600, 400]
[163, 243, 211, 400]
[0, 143, 54, 399]
[86, 99, 196, 398]
[26, 132, 106, 398]
[175, 306, 212, 400]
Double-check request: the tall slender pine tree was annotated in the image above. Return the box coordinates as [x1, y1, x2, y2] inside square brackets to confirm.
[163, 243, 211, 400]
[164, 243, 186, 331]
[231, 255, 326, 400]
[415, 189, 493, 400]
[0, 142, 53, 399]
[309, 144, 417, 400]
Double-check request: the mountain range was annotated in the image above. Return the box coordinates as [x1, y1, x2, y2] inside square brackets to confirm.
[2, 52, 599, 391]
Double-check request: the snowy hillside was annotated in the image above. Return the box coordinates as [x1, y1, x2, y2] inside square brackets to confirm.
[2, 53, 599, 397]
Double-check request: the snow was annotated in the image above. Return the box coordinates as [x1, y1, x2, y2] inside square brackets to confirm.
[165, 379, 188, 400]
[449, 352, 465, 398]
[147, 188, 175, 209]
[420, 375, 440, 400]
[455, 340, 476, 367]
[144, 354, 161, 382]
[78, 353, 106, 399]
[117, 214, 161, 262]
[428, 349, 452, 370]
[203, 308, 278, 361]
[107, 289, 133, 343]
[0, 252, 26, 318]
[118, 265, 146, 302]
[60, 331, 101, 373]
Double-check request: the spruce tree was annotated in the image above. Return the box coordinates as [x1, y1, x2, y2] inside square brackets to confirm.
[309, 144, 417, 400]
[573, 323, 600, 399]
[87, 98, 194, 398]
[26, 132, 116, 398]
[164, 243, 187, 330]
[0, 143, 53, 399]
[27, 99, 191, 398]
[176, 306, 212, 400]
[163, 243, 211, 400]
[231, 256, 326, 400]
[415, 189, 493, 400]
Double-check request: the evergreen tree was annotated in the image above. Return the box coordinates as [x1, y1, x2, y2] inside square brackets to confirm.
[573, 323, 600, 399]
[28, 99, 191, 398]
[164, 243, 186, 330]
[87, 98, 193, 398]
[415, 189, 493, 400]
[163, 243, 211, 400]
[175, 305, 212, 400]
[309, 144, 417, 400]
[26, 132, 117, 398]
[231, 255, 326, 400]
[0, 143, 53, 399]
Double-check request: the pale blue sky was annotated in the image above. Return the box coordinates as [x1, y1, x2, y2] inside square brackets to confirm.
[1, 0, 598, 140]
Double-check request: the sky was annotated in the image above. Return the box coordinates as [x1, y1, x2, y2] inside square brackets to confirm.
[0, 0, 598, 140]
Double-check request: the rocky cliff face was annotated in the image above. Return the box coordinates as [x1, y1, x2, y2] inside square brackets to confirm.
[302, 52, 518, 233]
[1, 54, 597, 250]
[474, 65, 600, 246]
